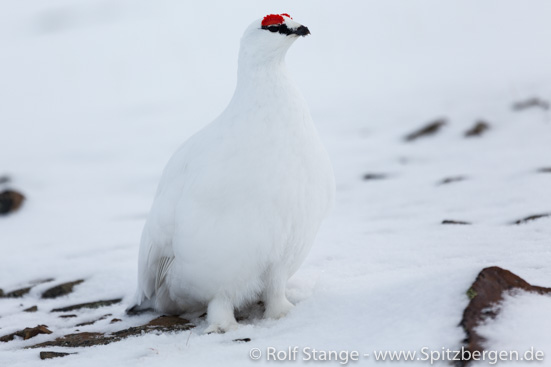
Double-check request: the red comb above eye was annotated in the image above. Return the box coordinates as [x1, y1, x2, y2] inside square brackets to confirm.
[262, 14, 285, 27]
[281, 13, 292, 19]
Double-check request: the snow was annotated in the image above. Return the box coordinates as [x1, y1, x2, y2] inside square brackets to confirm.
[1, 0, 550, 366]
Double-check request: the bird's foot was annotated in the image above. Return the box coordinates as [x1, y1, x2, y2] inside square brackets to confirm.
[205, 295, 238, 334]
[204, 320, 239, 334]
[264, 297, 294, 319]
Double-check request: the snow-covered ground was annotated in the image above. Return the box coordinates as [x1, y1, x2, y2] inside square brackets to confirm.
[1, 1, 550, 366]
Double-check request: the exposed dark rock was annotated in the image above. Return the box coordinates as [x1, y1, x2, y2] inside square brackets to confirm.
[40, 351, 74, 360]
[29, 316, 194, 348]
[362, 173, 387, 180]
[512, 213, 550, 225]
[42, 280, 84, 299]
[24, 306, 38, 312]
[0, 279, 54, 298]
[76, 314, 111, 327]
[233, 338, 251, 343]
[0, 325, 52, 342]
[110, 318, 122, 324]
[537, 167, 551, 173]
[442, 220, 471, 225]
[404, 118, 447, 142]
[0, 190, 25, 215]
[512, 97, 550, 111]
[51, 298, 122, 312]
[464, 121, 490, 137]
[3, 287, 32, 298]
[438, 176, 467, 185]
[459, 267, 551, 366]
[30, 332, 107, 348]
[59, 314, 77, 318]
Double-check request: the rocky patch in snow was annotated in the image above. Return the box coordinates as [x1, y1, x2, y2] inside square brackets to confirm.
[464, 121, 490, 138]
[441, 220, 471, 225]
[459, 267, 551, 366]
[39, 351, 75, 360]
[41, 280, 85, 299]
[404, 118, 447, 141]
[512, 97, 550, 111]
[511, 213, 551, 225]
[28, 315, 194, 349]
[0, 325, 52, 343]
[0, 190, 25, 215]
[437, 176, 468, 185]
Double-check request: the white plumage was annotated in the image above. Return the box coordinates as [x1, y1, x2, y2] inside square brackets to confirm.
[129, 14, 335, 333]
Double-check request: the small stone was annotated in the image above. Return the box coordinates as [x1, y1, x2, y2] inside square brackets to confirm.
[512, 213, 550, 225]
[362, 173, 387, 181]
[76, 314, 111, 327]
[40, 351, 74, 360]
[438, 176, 467, 185]
[464, 121, 490, 137]
[0, 190, 25, 215]
[404, 118, 447, 142]
[110, 318, 122, 324]
[442, 220, 471, 225]
[233, 338, 251, 343]
[59, 314, 78, 318]
[24, 306, 38, 312]
[41, 280, 84, 299]
[512, 97, 550, 111]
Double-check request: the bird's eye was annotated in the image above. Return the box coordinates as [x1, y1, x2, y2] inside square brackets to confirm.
[267, 25, 279, 33]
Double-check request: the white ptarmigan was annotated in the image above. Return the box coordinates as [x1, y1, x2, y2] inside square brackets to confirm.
[129, 13, 335, 333]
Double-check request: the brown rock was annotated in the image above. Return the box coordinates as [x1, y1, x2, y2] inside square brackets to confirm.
[0, 279, 53, 298]
[40, 351, 74, 360]
[110, 318, 122, 324]
[0, 190, 25, 214]
[404, 118, 447, 142]
[29, 316, 194, 349]
[23, 306, 38, 312]
[464, 121, 490, 137]
[42, 280, 84, 299]
[51, 298, 122, 312]
[0, 325, 52, 343]
[75, 314, 112, 327]
[4, 287, 32, 298]
[459, 267, 551, 366]
[512, 213, 550, 225]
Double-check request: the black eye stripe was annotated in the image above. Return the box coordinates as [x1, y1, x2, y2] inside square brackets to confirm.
[261, 24, 293, 36]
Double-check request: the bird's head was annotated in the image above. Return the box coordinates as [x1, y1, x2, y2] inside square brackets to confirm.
[238, 13, 310, 69]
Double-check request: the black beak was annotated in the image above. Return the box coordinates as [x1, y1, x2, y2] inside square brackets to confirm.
[294, 25, 310, 36]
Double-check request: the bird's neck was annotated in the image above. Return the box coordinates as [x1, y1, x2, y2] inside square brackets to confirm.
[231, 53, 299, 107]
